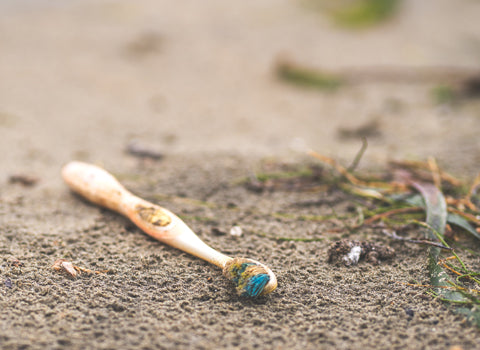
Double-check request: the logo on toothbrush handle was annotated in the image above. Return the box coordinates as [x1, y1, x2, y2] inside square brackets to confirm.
[136, 205, 172, 227]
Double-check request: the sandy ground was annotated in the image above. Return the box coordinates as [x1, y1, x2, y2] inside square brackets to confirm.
[1, 0, 480, 349]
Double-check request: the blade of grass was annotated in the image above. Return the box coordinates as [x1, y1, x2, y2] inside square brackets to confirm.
[308, 149, 407, 192]
[447, 212, 480, 241]
[392, 192, 480, 241]
[389, 159, 462, 187]
[363, 206, 422, 225]
[276, 61, 343, 91]
[411, 182, 447, 238]
[347, 137, 368, 172]
[464, 171, 480, 211]
[447, 207, 480, 226]
[411, 182, 474, 306]
[331, 0, 400, 29]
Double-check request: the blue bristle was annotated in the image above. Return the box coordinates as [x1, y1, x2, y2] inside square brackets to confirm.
[223, 258, 273, 297]
[240, 273, 270, 297]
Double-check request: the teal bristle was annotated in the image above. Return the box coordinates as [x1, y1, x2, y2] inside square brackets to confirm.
[223, 258, 270, 297]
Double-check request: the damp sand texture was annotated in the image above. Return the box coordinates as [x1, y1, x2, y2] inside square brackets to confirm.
[1, 156, 480, 350]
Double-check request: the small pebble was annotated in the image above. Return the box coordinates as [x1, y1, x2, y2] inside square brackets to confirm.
[9, 174, 39, 186]
[211, 227, 226, 236]
[230, 226, 243, 237]
[125, 140, 163, 160]
[404, 308, 414, 318]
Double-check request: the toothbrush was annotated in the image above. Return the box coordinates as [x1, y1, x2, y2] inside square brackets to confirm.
[61, 161, 277, 297]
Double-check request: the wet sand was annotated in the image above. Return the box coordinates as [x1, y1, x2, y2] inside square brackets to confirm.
[1, 1, 480, 349]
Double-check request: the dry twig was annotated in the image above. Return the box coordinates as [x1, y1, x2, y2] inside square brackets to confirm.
[382, 229, 453, 250]
[52, 259, 107, 278]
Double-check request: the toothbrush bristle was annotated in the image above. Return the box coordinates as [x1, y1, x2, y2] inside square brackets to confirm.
[223, 258, 270, 297]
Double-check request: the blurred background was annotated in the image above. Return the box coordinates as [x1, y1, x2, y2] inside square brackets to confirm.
[1, 0, 480, 178]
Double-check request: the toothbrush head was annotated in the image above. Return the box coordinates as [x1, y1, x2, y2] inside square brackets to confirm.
[223, 258, 277, 297]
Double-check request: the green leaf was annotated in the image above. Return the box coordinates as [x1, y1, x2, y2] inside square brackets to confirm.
[402, 193, 425, 208]
[411, 182, 447, 238]
[447, 213, 480, 241]
[412, 182, 470, 303]
[392, 192, 480, 241]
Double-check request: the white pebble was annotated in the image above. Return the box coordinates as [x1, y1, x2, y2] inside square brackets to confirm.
[230, 226, 243, 237]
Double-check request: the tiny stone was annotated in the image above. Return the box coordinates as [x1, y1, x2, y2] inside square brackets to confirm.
[405, 308, 414, 318]
[211, 227, 226, 236]
[230, 226, 243, 237]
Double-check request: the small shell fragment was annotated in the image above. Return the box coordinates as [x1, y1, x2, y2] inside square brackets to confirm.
[52, 259, 108, 278]
[328, 239, 395, 266]
[344, 246, 362, 265]
[52, 259, 78, 278]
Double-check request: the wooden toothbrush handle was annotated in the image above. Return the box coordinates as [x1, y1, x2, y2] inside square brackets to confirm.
[62, 161, 232, 268]
[61, 161, 133, 216]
